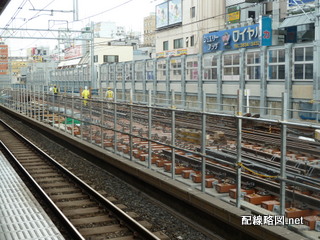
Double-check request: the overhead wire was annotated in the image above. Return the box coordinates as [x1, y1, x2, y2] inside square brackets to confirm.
[0, 0, 28, 34]
[1, 0, 56, 38]
[77, 0, 135, 22]
[4, 0, 57, 51]
[50, 0, 276, 50]
[4, 0, 139, 54]
[4, 0, 312, 55]
[28, 0, 35, 9]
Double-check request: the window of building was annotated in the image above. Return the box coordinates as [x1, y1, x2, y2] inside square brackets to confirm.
[171, 61, 181, 76]
[157, 62, 167, 79]
[203, 55, 218, 80]
[246, 51, 260, 80]
[103, 55, 119, 63]
[174, 38, 183, 49]
[124, 63, 132, 81]
[248, 11, 255, 21]
[163, 41, 169, 51]
[94, 55, 98, 63]
[268, 49, 285, 80]
[293, 46, 313, 80]
[134, 62, 144, 81]
[116, 64, 123, 81]
[186, 56, 199, 81]
[190, 6, 195, 18]
[146, 60, 154, 81]
[190, 35, 195, 46]
[223, 53, 240, 80]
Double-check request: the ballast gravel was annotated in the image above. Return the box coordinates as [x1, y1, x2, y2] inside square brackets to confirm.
[0, 112, 219, 240]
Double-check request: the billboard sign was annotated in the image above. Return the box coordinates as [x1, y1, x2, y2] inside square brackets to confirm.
[260, 16, 272, 46]
[156, 2, 169, 28]
[169, 0, 182, 25]
[227, 6, 240, 23]
[203, 17, 272, 53]
[156, 0, 182, 29]
[64, 45, 83, 60]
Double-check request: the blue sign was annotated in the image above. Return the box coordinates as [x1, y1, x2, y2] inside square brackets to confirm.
[289, 0, 314, 7]
[261, 16, 272, 46]
[203, 17, 272, 53]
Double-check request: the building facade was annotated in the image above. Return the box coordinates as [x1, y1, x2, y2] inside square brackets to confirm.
[154, 0, 316, 56]
[26, 0, 320, 120]
[143, 13, 156, 47]
[155, 0, 226, 57]
[26, 47, 51, 63]
[94, 22, 127, 39]
[9, 57, 28, 84]
[93, 38, 133, 64]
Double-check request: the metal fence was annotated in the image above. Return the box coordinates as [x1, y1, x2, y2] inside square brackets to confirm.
[26, 42, 313, 120]
[0, 87, 319, 216]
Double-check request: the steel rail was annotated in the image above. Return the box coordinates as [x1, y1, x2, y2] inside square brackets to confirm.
[0, 119, 161, 240]
[0, 140, 85, 240]
[162, 150, 320, 208]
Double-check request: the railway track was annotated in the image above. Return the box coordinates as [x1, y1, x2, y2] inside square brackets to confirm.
[15, 98, 320, 194]
[3, 95, 320, 237]
[0, 119, 162, 240]
[25, 95, 320, 160]
[92, 104, 320, 212]
[160, 148, 320, 208]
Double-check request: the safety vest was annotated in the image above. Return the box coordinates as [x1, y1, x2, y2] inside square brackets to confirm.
[106, 90, 114, 99]
[53, 87, 58, 94]
[82, 89, 90, 99]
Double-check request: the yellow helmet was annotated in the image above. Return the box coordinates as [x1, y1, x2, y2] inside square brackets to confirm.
[108, 87, 111, 90]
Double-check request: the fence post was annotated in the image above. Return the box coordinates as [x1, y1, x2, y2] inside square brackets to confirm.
[129, 89, 133, 161]
[113, 88, 118, 154]
[236, 89, 243, 208]
[171, 90, 176, 180]
[280, 92, 288, 216]
[148, 89, 152, 169]
[201, 92, 207, 192]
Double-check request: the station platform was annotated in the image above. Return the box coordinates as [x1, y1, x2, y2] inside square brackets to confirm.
[0, 152, 65, 240]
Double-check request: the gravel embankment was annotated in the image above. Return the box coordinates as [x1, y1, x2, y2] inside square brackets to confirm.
[0, 112, 221, 240]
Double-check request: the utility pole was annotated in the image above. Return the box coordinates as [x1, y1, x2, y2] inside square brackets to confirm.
[90, 22, 95, 89]
[73, 0, 79, 21]
[315, 0, 320, 121]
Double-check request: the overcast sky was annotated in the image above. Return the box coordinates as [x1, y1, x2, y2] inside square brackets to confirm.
[0, 0, 159, 55]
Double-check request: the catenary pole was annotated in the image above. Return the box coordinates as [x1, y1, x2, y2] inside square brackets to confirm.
[314, 0, 320, 121]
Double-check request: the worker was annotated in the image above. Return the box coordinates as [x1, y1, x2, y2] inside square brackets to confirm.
[81, 86, 90, 106]
[53, 85, 58, 101]
[106, 87, 114, 101]
[106, 87, 114, 109]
